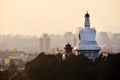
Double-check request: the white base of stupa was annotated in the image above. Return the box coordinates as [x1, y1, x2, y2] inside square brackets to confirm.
[78, 50, 100, 60]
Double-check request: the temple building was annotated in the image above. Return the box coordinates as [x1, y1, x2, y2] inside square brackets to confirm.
[64, 43, 73, 55]
[77, 12, 101, 60]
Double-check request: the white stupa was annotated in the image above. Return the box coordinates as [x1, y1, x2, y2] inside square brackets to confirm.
[77, 12, 101, 60]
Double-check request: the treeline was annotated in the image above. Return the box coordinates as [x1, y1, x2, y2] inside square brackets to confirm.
[24, 52, 120, 80]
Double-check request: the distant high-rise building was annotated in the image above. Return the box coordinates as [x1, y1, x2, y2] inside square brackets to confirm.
[64, 32, 73, 44]
[72, 36, 77, 47]
[0, 42, 7, 50]
[75, 27, 83, 41]
[39, 34, 50, 53]
[64, 32, 77, 47]
[97, 32, 110, 52]
[49, 35, 65, 51]
[77, 12, 101, 60]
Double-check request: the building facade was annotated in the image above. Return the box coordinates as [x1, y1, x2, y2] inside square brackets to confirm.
[39, 34, 50, 53]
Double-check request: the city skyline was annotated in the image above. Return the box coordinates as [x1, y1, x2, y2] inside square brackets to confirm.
[0, 0, 120, 36]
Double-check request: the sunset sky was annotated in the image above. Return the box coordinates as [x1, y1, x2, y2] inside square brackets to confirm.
[0, 0, 120, 36]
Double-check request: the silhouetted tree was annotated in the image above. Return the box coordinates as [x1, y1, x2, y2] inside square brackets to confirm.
[24, 52, 120, 80]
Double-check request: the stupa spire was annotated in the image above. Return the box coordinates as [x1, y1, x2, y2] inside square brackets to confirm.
[84, 11, 90, 28]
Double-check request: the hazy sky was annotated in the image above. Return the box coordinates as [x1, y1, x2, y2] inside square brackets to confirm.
[0, 0, 120, 36]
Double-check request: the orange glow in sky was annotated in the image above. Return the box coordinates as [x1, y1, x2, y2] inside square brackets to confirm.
[0, 0, 120, 36]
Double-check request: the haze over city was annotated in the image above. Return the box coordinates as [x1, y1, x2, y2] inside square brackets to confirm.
[0, 0, 120, 36]
[1, 0, 120, 80]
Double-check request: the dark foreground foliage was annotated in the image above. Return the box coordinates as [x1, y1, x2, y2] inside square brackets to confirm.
[24, 52, 120, 80]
